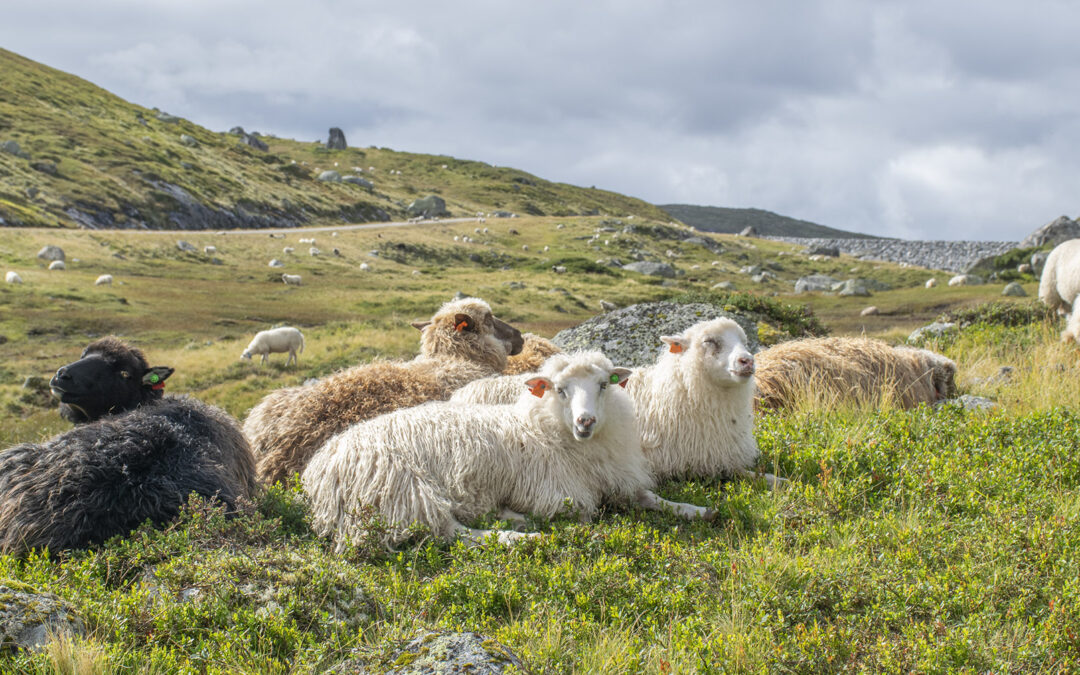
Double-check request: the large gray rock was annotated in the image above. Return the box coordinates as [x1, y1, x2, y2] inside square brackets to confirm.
[1001, 281, 1026, 296]
[1020, 215, 1080, 249]
[328, 632, 524, 674]
[835, 279, 871, 297]
[176, 240, 197, 253]
[805, 244, 840, 257]
[794, 274, 839, 293]
[621, 261, 676, 278]
[155, 111, 180, 124]
[239, 133, 268, 151]
[935, 394, 998, 412]
[0, 583, 85, 651]
[327, 127, 348, 150]
[553, 301, 759, 368]
[0, 140, 29, 159]
[179, 134, 199, 147]
[407, 195, 449, 219]
[342, 175, 373, 188]
[36, 245, 65, 262]
[738, 226, 757, 237]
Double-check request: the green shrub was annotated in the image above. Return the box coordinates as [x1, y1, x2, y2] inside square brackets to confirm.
[938, 300, 1055, 328]
[667, 290, 829, 339]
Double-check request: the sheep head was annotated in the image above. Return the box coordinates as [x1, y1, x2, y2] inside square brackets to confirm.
[524, 352, 631, 440]
[412, 298, 524, 369]
[50, 336, 174, 423]
[661, 318, 754, 386]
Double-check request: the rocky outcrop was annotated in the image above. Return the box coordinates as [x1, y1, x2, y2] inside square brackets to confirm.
[767, 237, 1017, 273]
[36, 245, 64, 262]
[1020, 215, 1080, 249]
[407, 195, 449, 219]
[621, 261, 675, 278]
[328, 632, 524, 674]
[327, 127, 348, 150]
[0, 583, 85, 651]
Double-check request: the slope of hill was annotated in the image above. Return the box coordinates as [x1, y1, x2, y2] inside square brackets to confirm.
[0, 48, 671, 230]
[660, 204, 879, 239]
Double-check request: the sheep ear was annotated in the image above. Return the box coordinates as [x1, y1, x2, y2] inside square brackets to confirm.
[453, 313, 474, 332]
[524, 376, 552, 398]
[610, 368, 632, 388]
[660, 335, 687, 354]
[411, 321, 431, 331]
[142, 366, 174, 388]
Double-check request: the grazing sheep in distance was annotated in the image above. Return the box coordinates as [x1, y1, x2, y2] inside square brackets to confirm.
[304, 351, 713, 549]
[204, 245, 217, 255]
[552, 265, 567, 274]
[282, 273, 302, 286]
[94, 274, 113, 286]
[5, 271, 23, 284]
[299, 237, 316, 245]
[452, 318, 784, 487]
[309, 247, 321, 256]
[359, 262, 371, 271]
[241, 326, 305, 366]
[283, 246, 295, 254]
[244, 297, 525, 485]
[0, 337, 257, 552]
[925, 278, 938, 288]
[753, 337, 957, 411]
[48, 261, 65, 271]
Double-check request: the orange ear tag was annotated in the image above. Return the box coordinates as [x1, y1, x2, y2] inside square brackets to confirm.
[529, 381, 547, 398]
[455, 320, 469, 332]
[669, 343, 684, 354]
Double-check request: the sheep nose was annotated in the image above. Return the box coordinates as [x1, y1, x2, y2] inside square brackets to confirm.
[576, 414, 596, 429]
[737, 355, 754, 368]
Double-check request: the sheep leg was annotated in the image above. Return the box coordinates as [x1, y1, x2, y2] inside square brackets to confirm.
[496, 508, 529, 526]
[260, 353, 268, 365]
[636, 489, 716, 521]
[451, 521, 540, 547]
[736, 468, 789, 490]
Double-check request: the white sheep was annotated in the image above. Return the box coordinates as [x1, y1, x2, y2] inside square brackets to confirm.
[1039, 239, 1080, 316]
[552, 265, 567, 274]
[241, 327, 305, 366]
[5, 271, 22, 284]
[48, 261, 65, 271]
[359, 262, 371, 271]
[283, 247, 295, 255]
[204, 245, 217, 255]
[281, 274, 302, 286]
[925, 278, 938, 288]
[303, 351, 712, 549]
[299, 238, 316, 245]
[309, 247, 321, 256]
[94, 274, 113, 286]
[452, 318, 784, 488]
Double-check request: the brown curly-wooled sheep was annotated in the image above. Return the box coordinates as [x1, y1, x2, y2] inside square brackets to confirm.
[753, 337, 957, 411]
[244, 297, 524, 485]
[502, 333, 561, 375]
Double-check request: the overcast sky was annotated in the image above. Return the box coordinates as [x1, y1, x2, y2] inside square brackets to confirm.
[4, 1, 1079, 240]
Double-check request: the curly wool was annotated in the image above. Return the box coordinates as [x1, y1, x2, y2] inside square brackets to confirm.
[303, 352, 649, 548]
[754, 337, 957, 410]
[0, 397, 256, 553]
[503, 333, 561, 375]
[246, 298, 515, 485]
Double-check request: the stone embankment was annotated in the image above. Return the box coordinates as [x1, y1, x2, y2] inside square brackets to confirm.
[766, 237, 1018, 273]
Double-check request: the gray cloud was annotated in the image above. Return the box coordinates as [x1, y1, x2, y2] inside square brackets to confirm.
[3, 0, 1078, 240]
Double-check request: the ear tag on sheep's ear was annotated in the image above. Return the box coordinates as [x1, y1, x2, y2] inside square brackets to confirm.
[143, 366, 174, 391]
[669, 343, 684, 354]
[454, 314, 472, 332]
[526, 379, 548, 398]
[611, 368, 631, 388]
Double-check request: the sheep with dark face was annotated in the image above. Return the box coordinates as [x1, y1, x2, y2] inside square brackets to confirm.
[0, 337, 257, 553]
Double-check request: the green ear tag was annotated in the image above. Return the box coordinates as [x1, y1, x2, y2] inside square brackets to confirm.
[149, 373, 160, 384]
[610, 373, 620, 384]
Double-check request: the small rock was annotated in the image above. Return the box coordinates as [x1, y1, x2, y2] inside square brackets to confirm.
[317, 170, 342, 183]
[711, 281, 736, 291]
[177, 240, 197, 253]
[1002, 281, 1027, 297]
[156, 111, 180, 124]
[48, 260, 65, 271]
[1, 140, 30, 158]
[860, 306, 879, 316]
[0, 583, 85, 651]
[935, 394, 998, 412]
[36, 245, 65, 262]
[794, 274, 839, 293]
[179, 134, 199, 147]
[836, 279, 870, 297]
[30, 161, 58, 176]
[327, 631, 524, 675]
[268, 259, 285, 268]
[908, 321, 957, 344]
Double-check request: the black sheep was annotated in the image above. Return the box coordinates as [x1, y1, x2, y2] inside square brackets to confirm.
[0, 337, 258, 553]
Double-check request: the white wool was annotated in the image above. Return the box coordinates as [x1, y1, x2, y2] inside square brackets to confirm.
[5, 271, 22, 284]
[1039, 239, 1080, 315]
[624, 318, 759, 480]
[281, 274, 302, 286]
[303, 352, 651, 548]
[94, 274, 113, 286]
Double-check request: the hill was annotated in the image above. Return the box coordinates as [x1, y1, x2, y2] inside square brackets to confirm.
[0, 48, 671, 230]
[660, 204, 879, 239]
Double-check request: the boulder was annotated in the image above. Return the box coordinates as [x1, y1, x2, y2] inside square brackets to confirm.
[36, 245, 65, 262]
[935, 394, 998, 412]
[794, 274, 839, 293]
[268, 259, 285, 268]
[342, 175, 373, 188]
[48, 261, 65, 271]
[327, 127, 348, 150]
[176, 240, 197, 253]
[738, 226, 757, 237]
[155, 111, 180, 124]
[327, 631, 524, 675]
[228, 126, 246, 136]
[835, 279, 870, 297]
[860, 306, 879, 316]
[30, 161, 57, 176]
[0, 583, 85, 651]
[553, 301, 759, 368]
[1020, 215, 1080, 249]
[317, 170, 342, 183]
[1002, 281, 1026, 297]
[621, 261, 676, 278]
[179, 134, 199, 147]
[407, 195, 450, 219]
[806, 244, 840, 257]
[908, 321, 957, 344]
[239, 133, 268, 151]
[0, 140, 29, 159]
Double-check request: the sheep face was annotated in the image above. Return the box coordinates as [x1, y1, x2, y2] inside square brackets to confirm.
[49, 337, 174, 423]
[412, 298, 524, 362]
[526, 355, 631, 440]
[662, 318, 754, 386]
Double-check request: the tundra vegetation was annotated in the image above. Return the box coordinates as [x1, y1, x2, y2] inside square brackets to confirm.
[0, 217, 1076, 673]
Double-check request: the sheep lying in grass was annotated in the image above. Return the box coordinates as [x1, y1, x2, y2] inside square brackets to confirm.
[0, 337, 257, 552]
[303, 351, 713, 548]
[452, 318, 783, 487]
[1038, 239, 1080, 343]
[754, 337, 957, 411]
[241, 326, 305, 366]
[244, 297, 525, 485]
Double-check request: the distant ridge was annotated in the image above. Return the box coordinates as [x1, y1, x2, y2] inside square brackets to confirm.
[660, 204, 879, 239]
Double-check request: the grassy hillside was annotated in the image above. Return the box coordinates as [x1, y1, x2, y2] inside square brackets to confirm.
[662, 204, 879, 239]
[0, 48, 671, 230]
[1, 215, 1077, 672]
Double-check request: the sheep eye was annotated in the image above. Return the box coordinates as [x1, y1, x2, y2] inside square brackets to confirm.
[119, 371, 130, 379]
[556, 387, 566, 398]
[599, 381, 608, 391]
